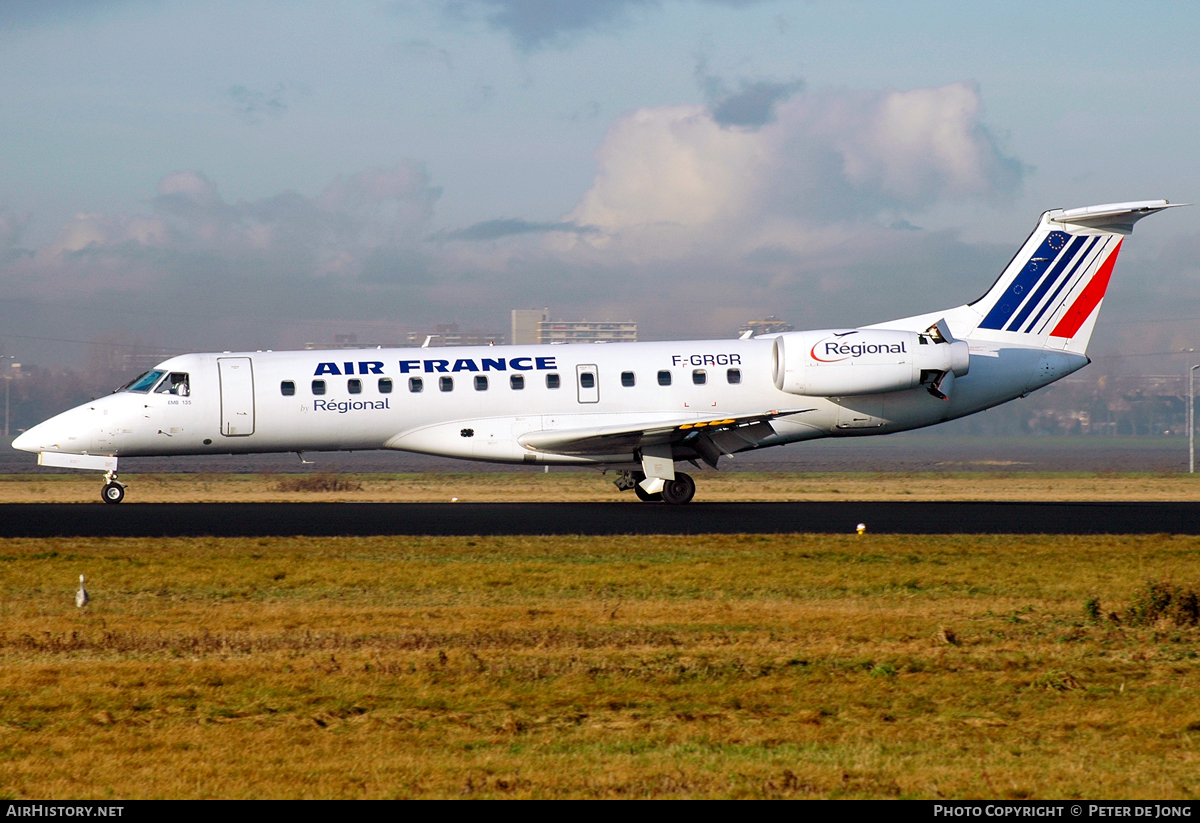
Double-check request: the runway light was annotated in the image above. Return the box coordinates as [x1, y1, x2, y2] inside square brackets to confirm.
[451, 497, 458, 502]
[856, 523, 866, 535]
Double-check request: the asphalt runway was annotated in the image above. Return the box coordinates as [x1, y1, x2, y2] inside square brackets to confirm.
[1, 501, 1199, 537]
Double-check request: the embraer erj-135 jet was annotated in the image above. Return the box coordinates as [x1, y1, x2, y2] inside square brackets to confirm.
[12, 200, 1185, 504]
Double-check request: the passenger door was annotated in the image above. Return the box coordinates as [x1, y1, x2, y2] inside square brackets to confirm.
[218, 357, 255, 436]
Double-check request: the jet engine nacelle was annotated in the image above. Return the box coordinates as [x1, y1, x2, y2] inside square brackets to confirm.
[772, 328, 969, 397]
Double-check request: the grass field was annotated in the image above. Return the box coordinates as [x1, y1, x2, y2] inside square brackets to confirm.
[2, 532, 1199, 799]
[3, 470, 1200, 503]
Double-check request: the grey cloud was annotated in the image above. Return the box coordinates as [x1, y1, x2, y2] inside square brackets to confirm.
[711, 78, 805, 129]
[442, 0, 660, 50]
[441, 0, 770, 50]
[358, 247, 435, 285]
[394, 39, 454, 71]
[441, 218, 597, 241]
[227, 83, 289, 123]
[0, 0, 156, 29]
[0, 210, 31, 250]
[694, 56, 805, 129]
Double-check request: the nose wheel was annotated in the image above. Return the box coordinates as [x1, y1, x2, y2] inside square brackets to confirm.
[101, 470, 126, 504]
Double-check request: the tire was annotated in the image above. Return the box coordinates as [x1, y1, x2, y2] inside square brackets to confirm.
[634, 485, 662, 502]
[660, 472, 696, 505]
[102, 483, 125, 504]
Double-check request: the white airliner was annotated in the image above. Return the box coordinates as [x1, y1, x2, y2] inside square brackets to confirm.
[12, 200, 1184, 504]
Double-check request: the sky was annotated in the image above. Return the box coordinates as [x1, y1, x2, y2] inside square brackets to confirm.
[1, 0, 1199, 370]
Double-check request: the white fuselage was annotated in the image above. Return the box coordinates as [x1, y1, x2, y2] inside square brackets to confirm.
[12, 336, 1083, 467]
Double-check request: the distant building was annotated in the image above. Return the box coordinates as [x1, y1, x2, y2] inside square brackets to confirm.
[512, 308, 637, 345]
[739, 316, 794, 337]
[511, 309, 550, 345]
[537, 319, 637, 344]
[403, 324, 505, 348]
[305, 327, 504, 350]
[304, 334, 405, 351]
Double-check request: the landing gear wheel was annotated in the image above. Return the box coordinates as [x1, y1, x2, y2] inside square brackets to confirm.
[634, 485, 663, 502]
[102, 483, 125, 504]
[660, 472, 696, 505]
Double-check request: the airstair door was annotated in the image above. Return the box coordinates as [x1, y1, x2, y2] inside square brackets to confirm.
[218, 357, 255, 436]
[576, 364, 599, 404]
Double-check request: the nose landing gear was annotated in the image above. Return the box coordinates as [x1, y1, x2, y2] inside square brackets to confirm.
[102, 470, 126, 504]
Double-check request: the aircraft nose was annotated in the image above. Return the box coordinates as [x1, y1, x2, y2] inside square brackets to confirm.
[11, 426, 41, 453]
[10, 408, 95, 454]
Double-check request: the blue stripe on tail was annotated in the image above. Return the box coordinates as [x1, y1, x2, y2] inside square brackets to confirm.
[1005, 235, 1088, 332]
[978, 231, 1072, 331]
[1027, 236, 1103, 335]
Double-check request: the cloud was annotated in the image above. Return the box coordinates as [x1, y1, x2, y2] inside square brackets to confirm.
[22, 164, 441, 292]
[441, 218, 597, 241]
[442, 0, 771, 50]
[0, 81, 1064, 367]
[0, 0, 152, 30]
[227, 83, 290, 123]
[710, 78, 805, 129]
[694, 57, 805, 130]
[393, 39, 454, 71]
[565, 81, 1024, 244]
[0, 210, 30, 249]
[442, 0, 660, 50]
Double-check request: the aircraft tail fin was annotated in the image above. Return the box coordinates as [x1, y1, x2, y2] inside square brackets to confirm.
[964, 200, 1183, 353]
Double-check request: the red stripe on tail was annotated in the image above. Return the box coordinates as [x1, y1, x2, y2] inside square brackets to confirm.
[1049, 240, 1122, 339]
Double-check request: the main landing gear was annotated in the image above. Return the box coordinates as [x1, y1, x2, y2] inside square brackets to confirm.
[660, 473, 696, 505]
[101, 470, 126, 505]
[616, 470, 697, 505]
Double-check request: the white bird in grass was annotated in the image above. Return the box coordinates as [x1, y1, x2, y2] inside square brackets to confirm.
[75, 574, 89, 608]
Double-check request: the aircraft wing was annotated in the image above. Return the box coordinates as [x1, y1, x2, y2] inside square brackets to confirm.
[517, 408, 813, 463]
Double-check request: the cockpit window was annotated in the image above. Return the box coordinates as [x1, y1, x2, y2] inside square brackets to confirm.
[155, 373, 190, 396]
[121, 370, 165, 394]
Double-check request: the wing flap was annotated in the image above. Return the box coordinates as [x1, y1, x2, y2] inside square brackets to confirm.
[517, 409, 811, 457]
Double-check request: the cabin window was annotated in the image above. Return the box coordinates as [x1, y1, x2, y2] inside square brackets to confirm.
[281, 381, 295, 396]
[347, 379, 362, 394]
[474, 375, 488, 391]
[409, 377, 423, 393]
[439, 376, 453, 392]
[692, 369, 707, 385]
[312, 380, 326, 396]
[727, 368, 741, 384]
[657, 370, 672, 386]
[121, 370, 165, 394]
[510, 374, 525, 390]
[155, 372, 190, 396]
[580, 372, 595, 389]
[621, 371, 635, 387]
[378, 378, 393, 394]
[546, 373, 560, 389]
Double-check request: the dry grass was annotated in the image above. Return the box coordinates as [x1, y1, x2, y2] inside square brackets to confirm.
[2, 533, 1199, 799]
[274, 472, 363, 493]
[3, 470, 1200, 503]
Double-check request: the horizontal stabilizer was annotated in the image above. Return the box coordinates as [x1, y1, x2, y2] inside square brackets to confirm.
[1049, 200, 1187, 234]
